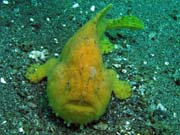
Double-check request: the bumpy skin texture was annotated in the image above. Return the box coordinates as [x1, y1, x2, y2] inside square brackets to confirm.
[25, 4, 144, 125]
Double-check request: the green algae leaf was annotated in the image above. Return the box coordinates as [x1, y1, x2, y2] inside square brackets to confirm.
[106, 15, 144, 30]
[99, 35, 114, 54]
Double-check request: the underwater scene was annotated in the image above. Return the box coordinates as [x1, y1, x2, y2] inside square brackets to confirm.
[0, 0, 180, 135]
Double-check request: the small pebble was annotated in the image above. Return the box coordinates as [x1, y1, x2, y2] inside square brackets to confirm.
[143, 61, 147, 65]
[93, 122, 108, 130]
[54, 53, 59, 57]
[122, 69, 127, 73]
[53, 38, 59, 44]
[2, 0, 9, 4]
[18, 127, 24, 133]
[1, 121, 7, 125]
[125, 121, 130, 125]
[29, 18, 34, 22]
[0, 77, 6, 84]
[123, 58, 127, 61]
[157, 103, 167, 111]
[90, 5, 95, 12]
[72, 3, 79, 9]
[112, 64, 121, 68]
[62, 24, 66, 27]
[173, 112, 177, 118]
[153, 76, 157, 80]
[150, 53, 155, 57]
[164, 61, 169, 65]
[46, 17, 50, 22]
[116, 132, 121, 135]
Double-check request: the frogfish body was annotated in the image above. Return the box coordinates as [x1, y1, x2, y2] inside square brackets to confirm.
[25, 4, 144, 125]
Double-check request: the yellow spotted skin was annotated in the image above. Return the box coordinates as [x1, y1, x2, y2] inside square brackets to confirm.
[25, 4, 144, 125]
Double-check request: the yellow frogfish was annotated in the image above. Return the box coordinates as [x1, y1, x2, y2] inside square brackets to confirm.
[25, 4, 144, 125]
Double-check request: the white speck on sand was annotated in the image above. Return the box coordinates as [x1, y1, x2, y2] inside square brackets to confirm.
[0, 77, 6, 84]
[90, 5, 95, 12]
[72, 3, 79, 9]
[2, 0, 9, 4]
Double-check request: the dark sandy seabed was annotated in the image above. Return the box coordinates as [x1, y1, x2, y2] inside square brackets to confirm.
[0, 0, 180, 135]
